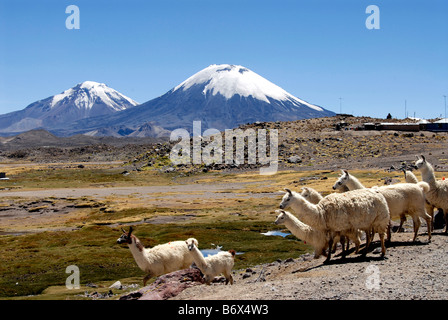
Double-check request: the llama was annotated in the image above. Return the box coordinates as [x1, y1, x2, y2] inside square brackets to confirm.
[300, 186, 359, 254]
[415, 155, 448, 233]
[375, 182, 432, 242]
[403, 168, 437, 231]
[117, 227, 197, 286]
[185, 238, 235, 285]
[332, 169, 431, 242]
[279, 188, 390, 262]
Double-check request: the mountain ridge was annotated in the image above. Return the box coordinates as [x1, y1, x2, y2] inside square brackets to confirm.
[0, 81, 138, 133]
[1, 64, 335, 137]
[67, 64, 335, 134]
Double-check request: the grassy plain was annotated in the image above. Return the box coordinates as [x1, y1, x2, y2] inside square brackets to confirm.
[1, 162, 445, 299]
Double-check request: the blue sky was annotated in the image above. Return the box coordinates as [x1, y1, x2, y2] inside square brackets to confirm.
[0, 0, 447, 119]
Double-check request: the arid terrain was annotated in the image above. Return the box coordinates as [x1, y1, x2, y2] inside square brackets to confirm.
[173, 229, 448, 300]
[1, 116, 448, 300]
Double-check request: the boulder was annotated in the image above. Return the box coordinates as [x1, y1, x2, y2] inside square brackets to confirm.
[119, 268, 205, 300]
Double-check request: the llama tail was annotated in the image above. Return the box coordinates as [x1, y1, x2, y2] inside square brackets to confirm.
[228, 250, 236, 258]
[417, 181, 430, 193]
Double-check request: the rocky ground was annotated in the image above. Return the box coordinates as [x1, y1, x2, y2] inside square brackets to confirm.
[173, 229, 448, 300]
[2, 116, 448, 173]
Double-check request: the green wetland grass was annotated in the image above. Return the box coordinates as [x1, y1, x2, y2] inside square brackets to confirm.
[0, 219, 311, 299]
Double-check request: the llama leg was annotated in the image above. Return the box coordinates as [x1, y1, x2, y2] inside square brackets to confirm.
[425, 203, 434, 231]
[364, 231, 372, 256]
[324, 236, 333, 263]
[411, 216, 421, 242]
[444, 210, 448, 234]
[425, 216, 432, 241]
[354, 237, 360, 254]
[224, 272, 234, 285]
[379, 232, 386, 258]
[386, 221, 392, 243]
[143, 273, 153, 287]
[340, 236, 347, 259]
[223, 270, 230, 285]
[398, 214, 406, 232]
[339, 235, 346, 257]
[345, 235, 351, 252]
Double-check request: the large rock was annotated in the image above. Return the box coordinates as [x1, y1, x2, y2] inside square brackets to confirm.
[119, 268, 205, 300]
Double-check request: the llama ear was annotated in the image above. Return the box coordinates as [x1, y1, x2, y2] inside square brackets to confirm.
[121, 227, 126, 233]
[421, 155, 426, 162]
[343, 169, 349, 176]
[284, 188, 292, 195]
[128, 226, 133, 235]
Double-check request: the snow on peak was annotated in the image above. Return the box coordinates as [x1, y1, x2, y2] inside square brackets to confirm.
[174, 64, 323, 111]
[50, 81, 138, 111]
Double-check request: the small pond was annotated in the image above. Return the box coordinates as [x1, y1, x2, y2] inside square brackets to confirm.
[201, 246, 244, 257]
[260, 230, 291, 238]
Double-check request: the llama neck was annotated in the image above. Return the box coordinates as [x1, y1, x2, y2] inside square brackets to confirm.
[290, 194, 324, 229]
[346, 175, 365, 190]
[420, 163, 437, 187]
[307, 190, 323, 204]
[405, 171, 419, 184]
[128, 235, 146, 263]
[283, 213, 312, 242]
[189, 246, 208, 271]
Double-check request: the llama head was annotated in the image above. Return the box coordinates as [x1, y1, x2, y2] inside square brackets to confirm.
[300, 187, 312, 200]
[117, 226, 134, 245]
[279, 188, 293, 209]
[185, 238, 198, 251]
[332, 169, 349, 190]
[414, 155, 427, 170]
[274, 209, 288, 225]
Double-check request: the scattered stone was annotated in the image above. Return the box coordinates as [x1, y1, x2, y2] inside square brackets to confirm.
[287, 155, 302, 164]
[109, 280, 122, 290]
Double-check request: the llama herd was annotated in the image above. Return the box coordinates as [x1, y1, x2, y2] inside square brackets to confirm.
[117, 155, 448, 287]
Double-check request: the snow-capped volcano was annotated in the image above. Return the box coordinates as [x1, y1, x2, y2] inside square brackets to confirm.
[174, 64, 324, 111]
[50, 81, 137, 111]
[0, 81, 138, 133]
[5, 65, 335, 137]
[65, 64, 335, 134]
[113, 64, 332, 130]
